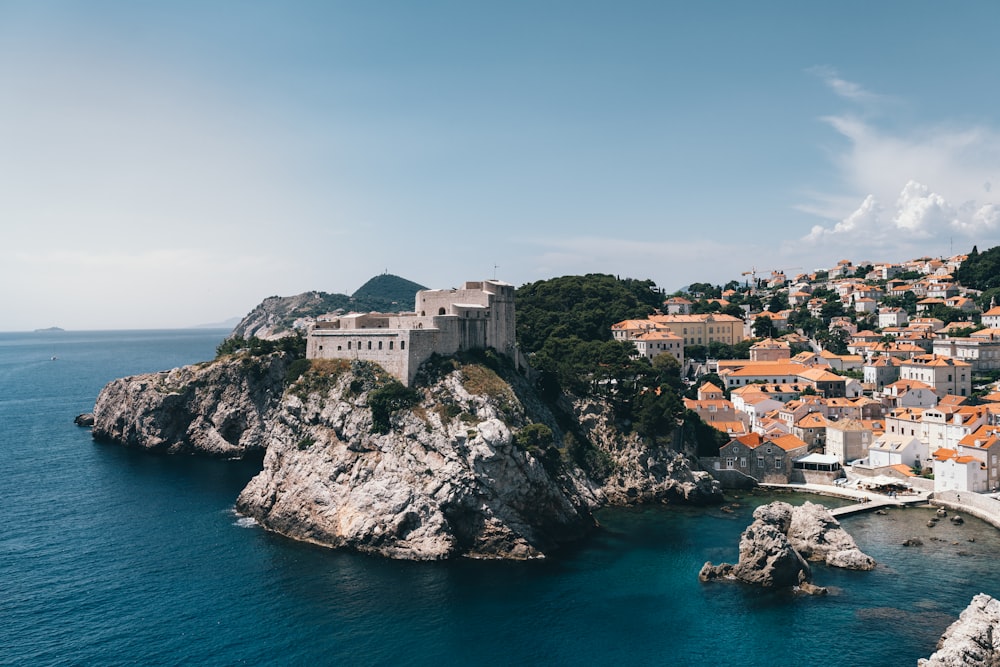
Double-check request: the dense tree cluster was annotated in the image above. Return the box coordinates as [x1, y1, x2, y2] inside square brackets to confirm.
[957, 245, 1000, 291]
[515, 274, 687, 445]
[515, 274, 662, 353]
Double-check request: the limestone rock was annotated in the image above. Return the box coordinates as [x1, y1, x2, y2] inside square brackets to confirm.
[236, 364, 593, 560]
[730, 502, 811, 588]
[920, 593, 1000, 666]
[90, 349, 725, 560]
[788, 501, 876, 570]
[701, 502, 811, 588]
[74, 413, 95, 427]
[566, 397, 723, 506]
[91, 352, 294, 457]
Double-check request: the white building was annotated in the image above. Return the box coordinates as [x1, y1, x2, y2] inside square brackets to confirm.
[933, 448, 988, 493]
[899, 355, 972, 398]
[307, 280, 517, 386]
[867, 434, 926, 469]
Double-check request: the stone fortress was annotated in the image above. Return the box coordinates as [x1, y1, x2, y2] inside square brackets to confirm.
[306, 279, 518, 386]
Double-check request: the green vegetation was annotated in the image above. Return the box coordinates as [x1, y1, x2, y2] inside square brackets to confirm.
[216, 333, 306, 359]
[289, 358, 351, 398]
[351, 273, 428, 311]
[957, 245, 1000, 290]
[368, 380, 421, 434]
[517, 275, 687, 446]
[514, 423, 562, 473]
[515, 274, 662, 353]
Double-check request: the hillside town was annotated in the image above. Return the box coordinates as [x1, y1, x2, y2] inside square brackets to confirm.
[612, 252, 1000, 498]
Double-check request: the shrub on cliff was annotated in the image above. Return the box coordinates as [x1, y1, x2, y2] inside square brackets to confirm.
[216, 333, 306, 359]
[368, 381, 421, 434]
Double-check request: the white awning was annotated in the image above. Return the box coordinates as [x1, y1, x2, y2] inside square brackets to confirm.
[795, 453, 841, 465]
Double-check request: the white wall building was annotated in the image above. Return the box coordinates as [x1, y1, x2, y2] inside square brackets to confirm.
[307, 280, 517, 386]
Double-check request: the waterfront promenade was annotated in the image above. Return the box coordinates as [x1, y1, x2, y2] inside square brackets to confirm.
[759, 481, 1000, 530]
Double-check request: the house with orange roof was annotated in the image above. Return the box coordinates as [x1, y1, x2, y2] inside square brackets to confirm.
[749, 338, 791, 362]
[878, 379, 938, 409]
[878, 307, 909, 329]
[864, 356, 902, 391]
[867, 433, 926, 470]
[631, 330, 685, 365]
[944, 295, 979, 314]
[663, 296, 693, 314]
[793, 411, 828, 448]
[899, 354, 971, 398]
[982, 306, 1000, 329]
[825, 418, 875, 463]
[710, 432, 808, 483]
[933, 448, 988, 493]
[730, 386, 785, 432]
[955, 426, 1000, 492]
[645, 313, 745, 346]
[933, 329, 1000, 372]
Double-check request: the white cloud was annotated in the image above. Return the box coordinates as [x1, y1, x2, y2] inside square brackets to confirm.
[799, 74, 1000, 254]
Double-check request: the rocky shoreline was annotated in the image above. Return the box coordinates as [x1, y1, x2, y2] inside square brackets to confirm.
[86, 351, 721, 560]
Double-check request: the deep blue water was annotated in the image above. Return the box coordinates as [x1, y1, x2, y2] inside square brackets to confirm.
[2, 329, 999, 666]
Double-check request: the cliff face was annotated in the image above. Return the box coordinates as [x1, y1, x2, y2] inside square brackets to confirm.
[91, 353, 296, 457]
[90, 352, 721, 559]
[237, 366, 592, 559]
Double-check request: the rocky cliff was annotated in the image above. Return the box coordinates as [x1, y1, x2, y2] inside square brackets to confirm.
[92, 352, 297, 457]
[920, 593, 1000, 666]
[90, 351, 721, 560]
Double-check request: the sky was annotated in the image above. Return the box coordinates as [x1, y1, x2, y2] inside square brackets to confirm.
[3, 1, 1000, 330]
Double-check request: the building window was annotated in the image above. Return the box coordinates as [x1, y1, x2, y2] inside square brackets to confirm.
[400, 341, 405, 350]
[438, 307, 446, 315]
[389, 341, 394, 350]
[757, 456, 765, 467]
[347, 341, 351, 350]
[368, 341, 373, 350]
[726, 458, 734, 469]
[775, 458, 783, 469]
[740, 457, 747, 468]
[378, 341, 383, 350]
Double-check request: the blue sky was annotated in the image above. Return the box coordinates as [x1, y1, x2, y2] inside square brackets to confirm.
[3, 1, 1000, 330]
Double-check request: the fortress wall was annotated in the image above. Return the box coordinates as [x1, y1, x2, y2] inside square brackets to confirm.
[308, 330, 412, 383]
[306, 279, 518, 386]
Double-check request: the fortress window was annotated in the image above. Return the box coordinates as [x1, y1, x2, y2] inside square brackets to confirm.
[389, 341, 394, 350]
[347, 341, 352, 350]
[368, 341, 372, 350]
[401, 341, 406, 350]
[378, 341, 383, 350]
[439, 307, 446, 315]
[337, 345, 342, 351]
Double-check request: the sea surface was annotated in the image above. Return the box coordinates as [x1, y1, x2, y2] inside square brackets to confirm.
[2, 329, 999, 666]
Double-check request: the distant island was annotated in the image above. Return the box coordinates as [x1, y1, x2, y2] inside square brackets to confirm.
[33, 327, 65, 332]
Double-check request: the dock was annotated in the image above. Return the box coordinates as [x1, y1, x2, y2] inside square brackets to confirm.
[830, 494, 928, 517]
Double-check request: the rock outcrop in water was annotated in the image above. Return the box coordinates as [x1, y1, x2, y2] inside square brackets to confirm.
[920, 593, 1000, 666]
[700, 502, 814, 589]
[700, 501, 875, 590]
[788, 501, 877, 570]
[90, 350, 721, 560]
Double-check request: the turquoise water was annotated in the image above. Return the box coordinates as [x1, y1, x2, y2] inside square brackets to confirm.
[1, 329, 997, 665]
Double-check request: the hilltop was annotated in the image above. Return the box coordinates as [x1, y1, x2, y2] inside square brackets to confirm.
[230, 273, 427, 339]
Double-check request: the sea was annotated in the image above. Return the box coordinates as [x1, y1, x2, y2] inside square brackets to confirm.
[2, 328, 999, 666]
